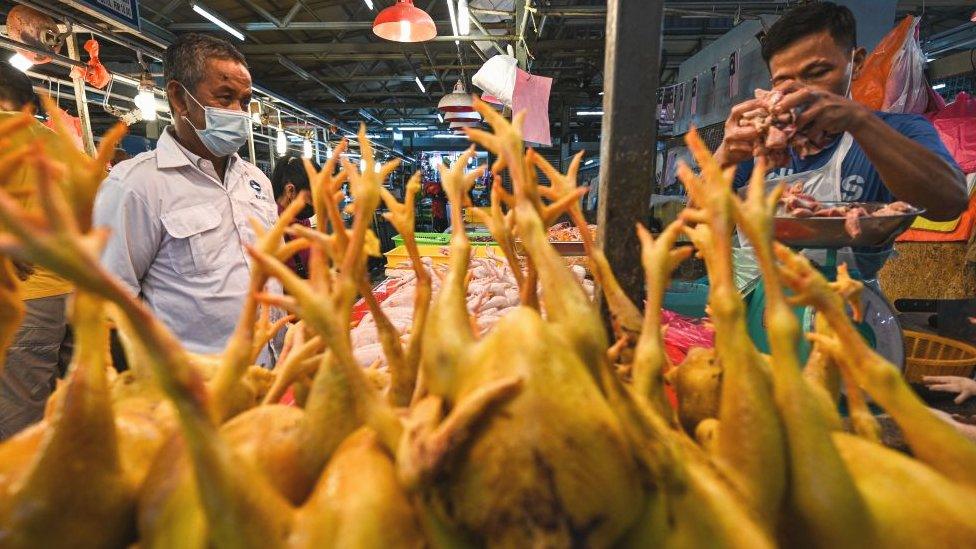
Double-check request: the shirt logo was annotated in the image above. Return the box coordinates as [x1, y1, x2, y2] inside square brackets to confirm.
[248, 180, 266, 199]
[841, 175, 865, 201]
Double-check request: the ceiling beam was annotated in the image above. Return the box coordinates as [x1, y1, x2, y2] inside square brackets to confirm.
[240, 37, 515, 55]
[168, 20, 509, 32]
[239, 38, 599, 55]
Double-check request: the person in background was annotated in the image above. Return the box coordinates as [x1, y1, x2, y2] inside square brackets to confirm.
[0, 64, 74, 439]
[424, 181, 448, 233]
[93, 33, 282, 363]
[716, 1, 965, 279]
[270, 156, 319, 278]
[924, 375, 976, 443]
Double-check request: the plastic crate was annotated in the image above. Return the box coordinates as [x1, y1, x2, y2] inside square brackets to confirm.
[664, 280, 710, 319]
[392, 232, 450, 247]
[392, 232, 496, 248]
[384, 244, 504, 269]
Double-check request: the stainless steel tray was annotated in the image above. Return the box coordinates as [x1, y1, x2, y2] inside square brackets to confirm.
[773, 202, 923, 248]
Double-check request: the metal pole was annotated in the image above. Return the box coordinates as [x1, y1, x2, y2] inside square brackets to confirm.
[247, 121, 257, 164]
[513, 0, 529, 69]
[559, 105, 570, 171]
[66, 34, 97, 156]
[596, 0, 664, 308]
[267, 125, 276, 172]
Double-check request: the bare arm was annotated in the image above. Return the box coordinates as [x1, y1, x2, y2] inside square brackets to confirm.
[846, 111, 965, 220]
[778, 85, 967, 220]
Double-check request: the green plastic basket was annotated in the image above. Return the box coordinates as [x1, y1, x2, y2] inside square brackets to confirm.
[392, 232, 496, 247]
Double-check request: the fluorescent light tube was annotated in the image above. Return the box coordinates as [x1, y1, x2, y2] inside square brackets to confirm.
[458, 0, 471, 36]
[8, 53, 33, 73]
[192, 2, 245, 41]
[276, 128, 287, 155]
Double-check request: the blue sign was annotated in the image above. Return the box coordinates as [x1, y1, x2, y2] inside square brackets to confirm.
[78, 0, 141, 31]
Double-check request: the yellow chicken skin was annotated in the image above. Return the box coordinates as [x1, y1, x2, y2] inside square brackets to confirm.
[0, 89, 974, 549]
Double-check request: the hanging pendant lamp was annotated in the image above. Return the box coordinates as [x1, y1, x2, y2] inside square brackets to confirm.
[450, 120, 480, 132]
[444, 110, 481, 122]
[437, 80, 475, 113]
[372, 0, 437, 43]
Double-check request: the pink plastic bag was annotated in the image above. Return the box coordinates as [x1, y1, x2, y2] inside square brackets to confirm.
[662, 309, 715, 365]
[512, 68, 553, 147]
[929, 92, 976, 173]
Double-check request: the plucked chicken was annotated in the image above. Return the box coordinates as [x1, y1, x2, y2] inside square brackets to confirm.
[0, 93, 972, 549]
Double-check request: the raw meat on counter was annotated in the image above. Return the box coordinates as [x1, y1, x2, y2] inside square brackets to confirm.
[779, 182, 914, 238]
[547, 221, 597, 242]
[352, 255, 595, 368]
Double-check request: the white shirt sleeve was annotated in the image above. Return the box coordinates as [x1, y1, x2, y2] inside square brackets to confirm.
[92, 176, 161, 297]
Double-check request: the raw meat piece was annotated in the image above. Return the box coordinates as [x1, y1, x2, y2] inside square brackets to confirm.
[789, 208, 816, 218]
[778, 181, 915, 238]
[871, 201, 914, 216]
[740, 88, 830, 166]
[844, 207, 868, 238]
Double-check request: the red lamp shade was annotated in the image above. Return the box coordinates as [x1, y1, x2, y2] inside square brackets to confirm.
[373, 0, 437, 43]
[444, 110, 481, 122]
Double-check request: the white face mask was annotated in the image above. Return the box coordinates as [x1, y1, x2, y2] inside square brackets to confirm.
[180, 84, 250, 157]
[842, 50, 856, 98]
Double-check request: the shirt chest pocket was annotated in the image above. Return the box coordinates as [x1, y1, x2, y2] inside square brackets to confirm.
[160, 203, 232, 276]
[233, 196, 278, 246]
[249, 197, 277, 228]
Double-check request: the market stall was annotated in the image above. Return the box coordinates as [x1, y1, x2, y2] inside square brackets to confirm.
[1, 0, 976, 546]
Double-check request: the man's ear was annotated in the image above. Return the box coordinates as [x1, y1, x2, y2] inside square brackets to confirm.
[284, 182, 297, 200]
[166, 80, 188, 118]
[852, 47, 868, 80]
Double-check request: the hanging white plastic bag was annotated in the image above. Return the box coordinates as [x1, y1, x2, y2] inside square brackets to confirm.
[472, 54, 517, 107]
[882, 17, 929, 114]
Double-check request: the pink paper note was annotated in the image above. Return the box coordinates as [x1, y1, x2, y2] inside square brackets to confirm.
[512, 68, 552, 147]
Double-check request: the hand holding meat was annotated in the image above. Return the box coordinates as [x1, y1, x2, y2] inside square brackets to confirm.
[719, 81, 870, 168]
[775, 80, 870, 143]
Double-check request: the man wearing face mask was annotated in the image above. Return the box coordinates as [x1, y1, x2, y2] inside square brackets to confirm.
[716, 2, 966, 279]
[93, 33, 281, 360]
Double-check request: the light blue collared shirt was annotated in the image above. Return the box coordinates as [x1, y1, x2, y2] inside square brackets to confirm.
[93, 128, 281, 356]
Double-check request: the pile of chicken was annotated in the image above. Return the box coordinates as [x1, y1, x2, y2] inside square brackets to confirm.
[352, 258, 594, 367]
[0, 96, 973, 548]
[780, 182, 915, 238]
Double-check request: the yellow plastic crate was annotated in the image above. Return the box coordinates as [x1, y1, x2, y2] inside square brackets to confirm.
[384, 244, 504, 268]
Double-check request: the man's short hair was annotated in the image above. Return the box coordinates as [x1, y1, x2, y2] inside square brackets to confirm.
[761, 2, 857, 64]
[163, 33, 247, 92]
[0, 63, 38, 111]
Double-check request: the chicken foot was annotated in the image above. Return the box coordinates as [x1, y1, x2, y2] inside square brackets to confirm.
[776, 244, 976, 488]
[734, 166, 873, 548]
[678, 130, 786, 528]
